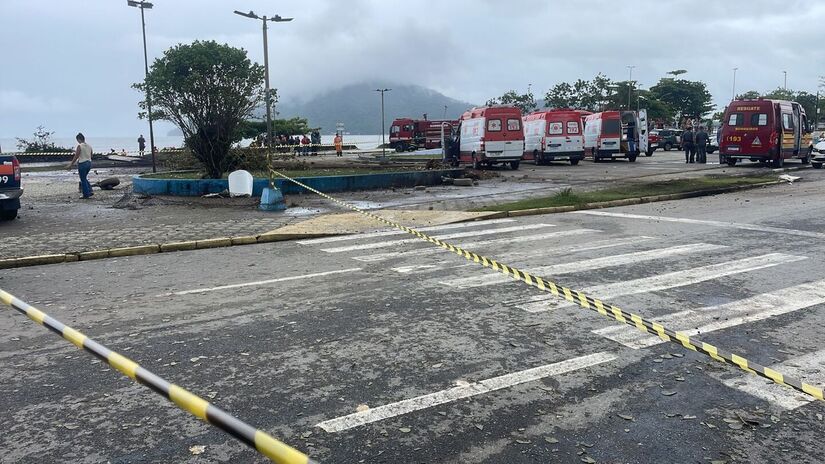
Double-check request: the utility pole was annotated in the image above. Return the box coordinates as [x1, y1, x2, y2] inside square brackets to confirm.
[234, 10, 293, 150]
[375, 88, 391, 158]
[732, 67, 738, 101]
[627, 65, 635, 110]
[127, 0, 157, 173]
[443, 105, 448, 119]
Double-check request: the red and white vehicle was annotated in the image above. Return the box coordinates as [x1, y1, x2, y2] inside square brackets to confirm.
[719, 99, 813, 168]
[456, 106, 524, 169]
[389, 118, 457, 151]
[583, 110, 648, 162]
[522, 110, 586, 165]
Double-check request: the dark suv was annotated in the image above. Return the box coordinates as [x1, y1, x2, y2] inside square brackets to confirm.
[650, 129, 682, 152]
[0, 154, 22, 221]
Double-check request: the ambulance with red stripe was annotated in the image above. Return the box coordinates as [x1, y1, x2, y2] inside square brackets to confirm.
[522, 110, 586, 165]
[719, 99, 813, 168]
[0, 152, 22, 220]
[456, 106, 524, 169]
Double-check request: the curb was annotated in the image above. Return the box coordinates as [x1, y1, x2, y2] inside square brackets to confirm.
[0, 179, 789, 271]
[493, 180, 784, 218]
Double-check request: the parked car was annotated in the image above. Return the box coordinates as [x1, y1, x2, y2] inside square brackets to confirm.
[707, 131, 719, 154]
[649, 129, 682, 152]
[811, 138, 825, 169]
[0, 154, 22, 221]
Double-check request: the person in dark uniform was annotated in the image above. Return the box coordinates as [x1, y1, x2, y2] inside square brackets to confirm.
[695, 126, 709, 164]
[682, 127, 695, 163]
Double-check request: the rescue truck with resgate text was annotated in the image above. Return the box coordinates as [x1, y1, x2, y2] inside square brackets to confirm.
[389, 117, 458, 152]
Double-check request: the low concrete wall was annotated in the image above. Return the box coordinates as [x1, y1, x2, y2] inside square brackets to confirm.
[132, 169, 464, 197]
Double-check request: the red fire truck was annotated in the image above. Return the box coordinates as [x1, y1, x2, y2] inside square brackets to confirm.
[389, 117, 458, 151]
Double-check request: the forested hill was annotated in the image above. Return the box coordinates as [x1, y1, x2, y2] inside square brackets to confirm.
[275, 83, 475, 134]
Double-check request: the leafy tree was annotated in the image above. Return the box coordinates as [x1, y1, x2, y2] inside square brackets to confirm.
[15, 125, 72, 153]
[649, 78, 714, 123]
[543, 73, 617, 112]
[666, 70, 687, 78]
[735, 90, 761, 100]
[237, 117, 312, 139]
[134, 40, 265, 178]
[486, 89, 537, 114]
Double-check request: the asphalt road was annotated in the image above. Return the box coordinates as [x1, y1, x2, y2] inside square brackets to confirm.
[2, 175, 825, 463]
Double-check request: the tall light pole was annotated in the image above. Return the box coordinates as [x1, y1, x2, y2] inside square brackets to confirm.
[375, 88, 391, 158]
[731, 67, 738, 101]
[443, 105, 448, 119]
[234, 10, 293, 151]
[127, 0, 157, 173]
[627, 65, 636, 110]
[783, 70, 787, 90]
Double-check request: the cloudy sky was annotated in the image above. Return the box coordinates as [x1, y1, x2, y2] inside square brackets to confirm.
[1, 0, 824, 137]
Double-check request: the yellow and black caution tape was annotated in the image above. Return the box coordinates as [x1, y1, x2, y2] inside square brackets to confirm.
[270, 168, 825, 403]
[0, 289, 316, 464]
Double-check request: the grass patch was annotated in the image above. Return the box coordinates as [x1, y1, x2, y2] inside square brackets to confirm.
[144, 167, 429, 180]
[476, 175, 778, 212]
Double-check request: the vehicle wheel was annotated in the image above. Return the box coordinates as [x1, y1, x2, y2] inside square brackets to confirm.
[570, 158, 580, 166]
[510, 160, 520, 170]
[533, 151, 541, 166]
[813, 162, 823, 169]
[472, 153, 481, 170]
[664, 142, 672, 151]
[772, 156, 784, 168]
[726, 159, 738, 167]
[628, 154, 637, 163]
[0, 209, 18, 221]
[645, 150, 653, 157]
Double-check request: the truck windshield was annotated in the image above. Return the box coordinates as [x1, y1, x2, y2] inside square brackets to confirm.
[602, 119, 621, 135]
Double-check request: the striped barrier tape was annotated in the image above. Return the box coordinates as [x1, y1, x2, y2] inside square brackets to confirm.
[0, 289, 316, 464]
[269, 167, 825, 403]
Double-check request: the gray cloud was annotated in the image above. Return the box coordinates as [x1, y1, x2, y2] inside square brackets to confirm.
[1, 0, 823, 137]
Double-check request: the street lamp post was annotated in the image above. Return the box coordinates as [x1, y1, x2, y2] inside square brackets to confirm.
[783, 70, 787, 90]
[127, 0, 157, 173]
[234, 10, 293, 150]
[732, 67, 738, 101]
[375, 88, 391, 158]
[627, 65, 636, 110]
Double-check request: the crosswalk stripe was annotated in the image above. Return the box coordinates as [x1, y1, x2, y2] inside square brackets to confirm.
[573, 211, 825, 239]
[443, 243, 726, 289]
[595, 280, 825, 348]
[162, 268, 362, 296]
[720, 349, 825, 410]
[315, 352, 616, 433]
[353, 229, 603, 263]
[517, 253, 807, 313]
[320, 223, 555, 253]
[296, 218, 515, 245]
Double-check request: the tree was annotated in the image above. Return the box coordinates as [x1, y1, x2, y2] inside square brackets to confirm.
[543, 73, 617, 112]
[15, 125, 72, 153]
[735, 90, 761, 100]
[237, 117, 311, 139]
[487, 89, 537, 114]
[649, 78, 714, 123]
[134, 40, 265, 178]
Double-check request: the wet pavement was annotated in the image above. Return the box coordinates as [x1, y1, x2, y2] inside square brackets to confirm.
[1, 172, 824, 463]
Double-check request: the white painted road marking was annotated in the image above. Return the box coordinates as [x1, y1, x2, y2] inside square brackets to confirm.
[721, 349, 825, 410]
[573, 211, 825, 239]
[296, 218, 515, 245]
[443, 243, 726, 289]
[163, 268, 362, 296]
[354, 229, 601, 263]
[320, 223, 555, 253]
[595, 280, 825, 349]
[315, 351, 617, 432]
[517, 253, 807, 313]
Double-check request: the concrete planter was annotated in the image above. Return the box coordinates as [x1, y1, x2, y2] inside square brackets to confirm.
[132, 169, 465, 197]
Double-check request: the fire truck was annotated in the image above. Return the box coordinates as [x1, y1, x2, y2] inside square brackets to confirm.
[389, 117, 458, 152]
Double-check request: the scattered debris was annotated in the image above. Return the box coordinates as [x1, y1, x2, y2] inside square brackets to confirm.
[453, 178, 474, 187]
[356, 404, 370, 413]
[189, 445, 206, 455]
[778, 174, 800, 183]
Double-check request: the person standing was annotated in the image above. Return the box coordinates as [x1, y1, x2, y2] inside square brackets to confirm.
[300, 134, 311, 156]
[334, 132, 343, 157]
[626, 122, 637, 155]
[138, 134, 146, 156]
[695, 126, 709, 164]
[67, 132, 94, 199]
[682, 127, 695, 163]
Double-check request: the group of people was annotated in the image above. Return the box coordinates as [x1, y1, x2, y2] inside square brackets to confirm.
[681, 126, 711, 164]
